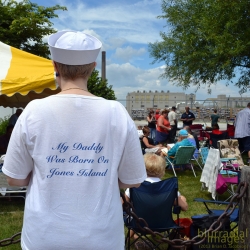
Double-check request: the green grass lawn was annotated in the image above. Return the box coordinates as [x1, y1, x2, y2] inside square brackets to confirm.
[0, 152, 248, 249]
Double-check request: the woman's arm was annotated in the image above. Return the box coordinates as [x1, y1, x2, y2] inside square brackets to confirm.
[178, 195, 188, 211]
[6, 172, 32, 187]
[147, 116, 153, 123]
[119, 179, 141, 189]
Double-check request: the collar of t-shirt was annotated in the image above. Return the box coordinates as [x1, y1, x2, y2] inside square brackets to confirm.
[145, 177, 161, 183]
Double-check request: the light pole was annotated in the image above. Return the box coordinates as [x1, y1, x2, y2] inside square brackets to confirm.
[189, 93, 195, 110]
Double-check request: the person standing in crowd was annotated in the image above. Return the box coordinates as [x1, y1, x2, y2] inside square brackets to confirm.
[210, 109, 220, 127]
[2, 30, 147, 250]
[0, 125, 14, 155]
[180, 106, 195, 127]
[168, 106, 177, 143]
[8, 108, 23, 126]
[146, 110, 156, 142]
[234, 103, 250, 164]
[155, 109, 161, 122]
[155, 109, 171, 145]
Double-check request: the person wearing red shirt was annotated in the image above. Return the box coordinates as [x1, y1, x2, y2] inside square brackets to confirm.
[155, 109, 171, 144]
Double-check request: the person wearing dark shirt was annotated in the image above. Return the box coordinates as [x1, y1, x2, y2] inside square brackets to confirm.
[210, 109, 220, 127]
[140, 126, 166, 155]
[146, 110, 156, 143]
[9, 109, 23, 126]
[0, 125, 14, 155]
[180, 107, 195, 127]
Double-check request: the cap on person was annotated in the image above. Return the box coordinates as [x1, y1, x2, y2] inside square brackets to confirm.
[178, 129, 188, 137]
[48, 31, 102, 65]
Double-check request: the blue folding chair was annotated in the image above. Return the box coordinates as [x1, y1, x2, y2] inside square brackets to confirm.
[200, 147, 209, 167]
[124, 177, 182, 250]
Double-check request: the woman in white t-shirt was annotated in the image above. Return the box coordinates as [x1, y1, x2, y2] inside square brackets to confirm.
[2, 31, 146, 250]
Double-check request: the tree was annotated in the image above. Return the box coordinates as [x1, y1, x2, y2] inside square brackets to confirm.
[0, 0, 66, 58]
[88, 69, 116, 100]
[149, 0, 250, 94]
[0, 116, 10, 136]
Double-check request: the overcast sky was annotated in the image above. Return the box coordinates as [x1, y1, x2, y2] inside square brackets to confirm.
[1, 0, 249, 118]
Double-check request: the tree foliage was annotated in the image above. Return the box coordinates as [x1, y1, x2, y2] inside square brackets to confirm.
[88, 69, 116, 100]
[149, 0, 250, 94]
[0, 116, 10, 136]
[0, 1, 116, 99]
[0, 0, 66, 58]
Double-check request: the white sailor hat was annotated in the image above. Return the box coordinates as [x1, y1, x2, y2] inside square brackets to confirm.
[48, 30, 102, 65]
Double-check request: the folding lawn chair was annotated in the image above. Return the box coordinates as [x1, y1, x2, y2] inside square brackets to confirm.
[217, 139, 245, 168]
[200, 147, 209, 167]
[227, 124, 235, 138]
[0, 155, 26, 200]
[200, 148, 239, 201]
[166, 146, 197, 177]
[209, 131, 229, 149]
[194, 197, 239, 224]
[189, 124, 203, 138]
[124, 177, 182, 250]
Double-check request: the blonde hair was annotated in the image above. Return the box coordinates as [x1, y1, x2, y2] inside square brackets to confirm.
[54, 61, 95, 80]
[143, 153, 166, 178]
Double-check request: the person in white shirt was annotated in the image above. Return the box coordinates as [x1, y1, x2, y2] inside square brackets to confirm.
[234, 103, 250, 163]
[168, 106, 177, 143]
[2, 30, 147, 250]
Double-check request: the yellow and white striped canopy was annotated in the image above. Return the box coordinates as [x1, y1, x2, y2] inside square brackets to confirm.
[0, 41, 59, 108]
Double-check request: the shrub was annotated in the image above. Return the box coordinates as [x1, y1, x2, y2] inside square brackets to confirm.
[0, 116, 10, 136]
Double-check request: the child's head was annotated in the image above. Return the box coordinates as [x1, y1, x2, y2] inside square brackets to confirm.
[143, 153, 166, 178]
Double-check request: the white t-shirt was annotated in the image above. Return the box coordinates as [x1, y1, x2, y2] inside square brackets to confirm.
[168, 111, 177, 126]
[3, 94, 147, 250]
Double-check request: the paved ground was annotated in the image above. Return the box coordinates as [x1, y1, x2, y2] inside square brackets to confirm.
[134, 119, 228, 130]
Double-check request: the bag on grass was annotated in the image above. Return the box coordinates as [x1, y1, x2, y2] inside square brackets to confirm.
[190, 214, 232, 250]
